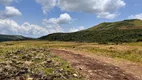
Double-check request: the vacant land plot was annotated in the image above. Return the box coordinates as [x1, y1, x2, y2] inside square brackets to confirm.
[0, 41, 142, 80]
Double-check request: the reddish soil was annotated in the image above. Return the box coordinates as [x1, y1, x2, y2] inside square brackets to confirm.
[50, 49, 140, 80]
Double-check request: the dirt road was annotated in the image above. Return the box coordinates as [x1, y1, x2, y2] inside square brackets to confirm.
[50, 49, 140, 80]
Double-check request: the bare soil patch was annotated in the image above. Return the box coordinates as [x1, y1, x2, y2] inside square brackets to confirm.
[50, 49, 140, 80]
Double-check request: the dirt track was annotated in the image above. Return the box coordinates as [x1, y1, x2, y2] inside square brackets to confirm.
[50, 49, 140, 80]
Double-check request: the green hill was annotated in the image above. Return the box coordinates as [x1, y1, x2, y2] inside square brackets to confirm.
[0, 34, 32, 42]
[40, 19, 142, 43]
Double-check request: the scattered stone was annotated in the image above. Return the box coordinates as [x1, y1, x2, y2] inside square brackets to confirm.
[79, 67, 83, 70]
[115, 67, 118, 70]
[59, 68, 64, 71]
[24, 61, 33, 66]
[0, 48, 82, 80]
[103, 64, 106, 66]
[73, 74, 78, 77]
[46, 60, 52, 63]
[88, 70, 92, 73]
[27, 77, 33, 80]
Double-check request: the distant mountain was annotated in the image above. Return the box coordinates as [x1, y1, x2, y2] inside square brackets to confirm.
[40, 19, 142, 43]
[0, 34, 32, 42]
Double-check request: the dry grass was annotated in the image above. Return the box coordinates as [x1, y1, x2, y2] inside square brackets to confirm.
[1, 41, 142, 64]
[0, 41, 84, 80]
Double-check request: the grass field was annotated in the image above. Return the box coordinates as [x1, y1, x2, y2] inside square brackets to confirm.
[0, 41, 84, 80]
[1, 41, 142, 64]
[0, 41, 142, 79]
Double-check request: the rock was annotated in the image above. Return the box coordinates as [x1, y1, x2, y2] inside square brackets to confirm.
[0, 68, 3, 72]
[79, 67, 83, 70]
[59, 68, 64, 71]
[5, 65, 12, 70]
[27, 77, 33, 80]
[88, 70, 92, 73]
[24, 61, 33, 66]
[13, 56, 19, 59]
[46, 60, 52, 63]
[16, 50, 23, 54]
[115, 67, 118, 70]
[103, 64, 106, 66]
[73, 74, 78, 77]
[5, 61, 12, 64]
[0, 48, 82, 80]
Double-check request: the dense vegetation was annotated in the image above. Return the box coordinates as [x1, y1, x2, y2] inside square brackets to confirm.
[40, 19, 142, 43]
[0, 34, 31, 42]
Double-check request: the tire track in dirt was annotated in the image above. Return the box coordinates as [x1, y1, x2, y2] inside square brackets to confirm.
[50, 49, 139, 80]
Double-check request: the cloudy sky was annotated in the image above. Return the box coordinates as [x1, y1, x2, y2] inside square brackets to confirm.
[0, 0, 142, 37]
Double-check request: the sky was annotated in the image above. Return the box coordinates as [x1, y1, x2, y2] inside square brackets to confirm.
[0, 0, 142, 38]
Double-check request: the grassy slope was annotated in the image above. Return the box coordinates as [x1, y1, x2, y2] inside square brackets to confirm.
[40, 19, 142, 43]
[0, 34, 32, 42]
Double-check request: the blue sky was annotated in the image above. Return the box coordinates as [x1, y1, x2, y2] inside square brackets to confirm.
[0, 0, 142, 37]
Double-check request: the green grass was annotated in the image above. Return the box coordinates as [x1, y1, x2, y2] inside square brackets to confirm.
[25, 41, 142, 64]
[69, 46, 142, 63]
[0, 41, 142, 80]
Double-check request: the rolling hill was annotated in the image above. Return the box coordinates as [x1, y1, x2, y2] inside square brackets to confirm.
[0, 34, 32, 42]
[40, 19, 142, 43]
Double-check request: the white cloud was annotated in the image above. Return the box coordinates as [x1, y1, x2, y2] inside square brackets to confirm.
[97, 12, 119, 19]
[58, 0, 125, 19]
[43, 24, 63, 34]
[128, 13, 142, 20]
[35, 0, 125, 19]
[35, 0, 56, 14]
[0, 0, 19, 5]
[0, 0, 13, 5]
[0, 13, 84, 37]
[0, 19, 49, 37]
[0, 13, 72, 37]
[70, 26, 85, 32]
[0, 6, 22, 19]
[43, 13, 71, 24]
[42, 13, 72, 33]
